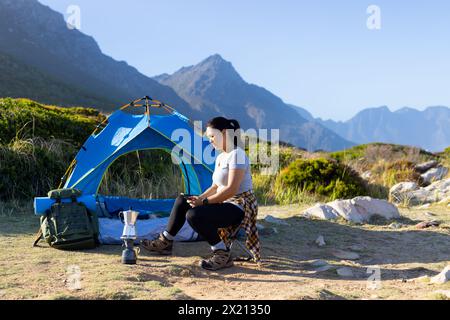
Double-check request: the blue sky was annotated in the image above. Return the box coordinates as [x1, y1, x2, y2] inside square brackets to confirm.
[38, 0, 450, 121]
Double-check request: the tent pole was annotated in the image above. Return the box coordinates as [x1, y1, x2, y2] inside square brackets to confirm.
[136, 150, 145, 196]
[181, 161, 191, 195]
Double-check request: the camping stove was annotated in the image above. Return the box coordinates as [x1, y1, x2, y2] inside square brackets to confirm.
[120, 209, 139, 264]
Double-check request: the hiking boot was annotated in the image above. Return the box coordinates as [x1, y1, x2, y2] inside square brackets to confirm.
[140, 233, 173, 255]
[200, 249, 233, 271]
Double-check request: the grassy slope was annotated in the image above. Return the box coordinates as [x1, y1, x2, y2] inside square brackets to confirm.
[0, 98, 104, 199]
[0, 98, 104, 145]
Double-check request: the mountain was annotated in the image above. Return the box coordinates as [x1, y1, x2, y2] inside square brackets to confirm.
[154, 54, 354, 151]
[286, 104, 314, 121]
[317, 106, 450, 152]
[0, 51, 116, 107]
[0, 0, 353, 151]
[0, 0, 193, 115]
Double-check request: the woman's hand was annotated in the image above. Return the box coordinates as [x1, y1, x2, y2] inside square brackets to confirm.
[186, 196, 203, 208]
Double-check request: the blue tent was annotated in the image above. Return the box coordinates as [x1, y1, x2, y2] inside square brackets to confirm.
[34, 97, 216, 243]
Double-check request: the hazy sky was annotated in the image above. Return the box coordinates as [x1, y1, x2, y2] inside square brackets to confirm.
[38, 0, 450, 121]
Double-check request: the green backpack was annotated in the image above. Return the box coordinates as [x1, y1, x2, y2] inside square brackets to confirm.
[33, 188, 99, 250]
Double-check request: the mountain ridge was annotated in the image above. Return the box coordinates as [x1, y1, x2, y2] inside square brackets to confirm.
[154, 54, 355, 151]
[312, 105, 450, 152]
[0, 0, 195, 116]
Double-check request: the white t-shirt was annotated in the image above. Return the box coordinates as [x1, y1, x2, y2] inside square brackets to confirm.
[212, 147, 253, 210]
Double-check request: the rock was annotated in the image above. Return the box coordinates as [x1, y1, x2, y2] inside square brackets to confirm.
[390, 182, 419, 203]
[421, 166, 448, 185]
[328, 199, 364, 223]
[414, 160, 438, 173]
[351, 197, 401, 220]
[430, 266, 450, 284]
[390, 181, 420, 194]
[264, 215, 289, 226]
[315, 235, 326, 247]
[311, 259, 329, 267]
[302, 197, 401, 223]
[418, 203, 431, 209]
[302, 203, 340, 220]
[399, 178, 450, 206]
[408, 189, 431, 205]
[434, 290, 450, 299]
[336, 267, 354, 278]
[415, 220, 440, 229]
[361, 171, 372, 180]
[423, 178, 450, 194]
[388, 222, 403, 229]
[331, 249, 360, 260]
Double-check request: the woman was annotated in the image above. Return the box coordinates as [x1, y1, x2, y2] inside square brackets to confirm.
[141, 117, 260, 270]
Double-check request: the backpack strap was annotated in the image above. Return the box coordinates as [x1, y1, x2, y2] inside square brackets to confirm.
[32, 209, 50, 247]
[96, 197, 112, 218]
[32, 228, 43, 247]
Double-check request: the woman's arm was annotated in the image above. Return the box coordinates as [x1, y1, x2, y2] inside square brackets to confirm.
[204, 168, 245, 204]
[199, 184, 218, 199]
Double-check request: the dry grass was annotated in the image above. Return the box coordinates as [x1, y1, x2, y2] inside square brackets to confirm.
[97, 150, 186, 200]
[99, 170, 184, 200]
[1, 201, 449, 300]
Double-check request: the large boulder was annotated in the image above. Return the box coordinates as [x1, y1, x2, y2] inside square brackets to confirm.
[351, 196, 400, 220]
[421, 166, 448, 185]
[409, 178, 450, 205]
[303, 203, 340, 220]
[302, 197, 401, 223]
[390, 178, 450, 205]
[430, 266, 450, 284]
[389, 182, 419, 203]
[328, 199, 367, 223]
[414, 160, 438, 173]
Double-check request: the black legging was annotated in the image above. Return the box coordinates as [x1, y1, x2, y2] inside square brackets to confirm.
[166, 195, 244, 245]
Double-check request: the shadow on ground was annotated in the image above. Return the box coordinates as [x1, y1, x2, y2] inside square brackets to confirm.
[3, 210, 450, 286]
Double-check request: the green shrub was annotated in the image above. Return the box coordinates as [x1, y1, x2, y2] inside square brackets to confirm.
[444, 146, 450, 157]
[276, 158, 367, 200]
[330, 143, 435, 165]
[329, 145, 367, 162]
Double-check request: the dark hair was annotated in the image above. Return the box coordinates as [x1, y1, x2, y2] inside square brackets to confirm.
[206, 117, 241, 147]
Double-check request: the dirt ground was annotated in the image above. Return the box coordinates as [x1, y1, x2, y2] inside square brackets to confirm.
[0, 202, 449, 300]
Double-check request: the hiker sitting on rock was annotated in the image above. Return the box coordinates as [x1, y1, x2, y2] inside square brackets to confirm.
[141, 117, 260, 270]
